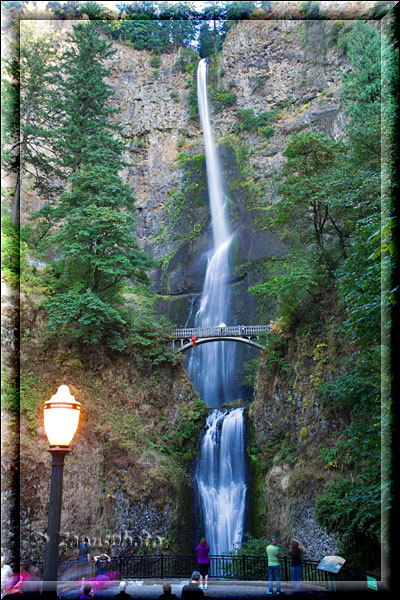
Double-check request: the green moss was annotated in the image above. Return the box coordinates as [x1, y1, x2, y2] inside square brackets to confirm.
[244, 406, 267, 537]
[175, 47, 199, 74]
[1, 371, 19, 415]
[165, 152, 208, 243]
[160, 398, 207, 465]
[300, 426, 309, 439]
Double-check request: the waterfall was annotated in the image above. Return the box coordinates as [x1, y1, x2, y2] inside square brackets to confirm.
[190, 58, 247, 557]
[187, 58, 236, 407]
[196, 409, 247, 556]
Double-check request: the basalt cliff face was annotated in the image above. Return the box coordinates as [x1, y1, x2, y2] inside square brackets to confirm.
[104, 18, 353, 322]
[2, 14, 362, 564]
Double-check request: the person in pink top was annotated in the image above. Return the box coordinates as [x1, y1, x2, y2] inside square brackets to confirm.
[195, 537, 210, 591]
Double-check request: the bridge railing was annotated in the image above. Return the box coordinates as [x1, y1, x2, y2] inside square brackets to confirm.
[172, 325, 269, 339]
[91, 554, 380, 584]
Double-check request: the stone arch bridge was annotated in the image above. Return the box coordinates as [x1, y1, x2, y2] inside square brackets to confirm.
[170, 325, 269, 353]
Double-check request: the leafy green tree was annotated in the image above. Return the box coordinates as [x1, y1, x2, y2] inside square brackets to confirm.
[248, 18, 393, 570]
[276, 131, 348, 263]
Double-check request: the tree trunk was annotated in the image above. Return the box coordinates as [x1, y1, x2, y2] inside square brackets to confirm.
[213, 19, 217, 55]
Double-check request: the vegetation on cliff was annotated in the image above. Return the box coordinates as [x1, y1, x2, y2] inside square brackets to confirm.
[248, 20, 396, 569]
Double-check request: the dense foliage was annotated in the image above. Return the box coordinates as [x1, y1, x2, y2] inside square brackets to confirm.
[250, 20, 396, 567]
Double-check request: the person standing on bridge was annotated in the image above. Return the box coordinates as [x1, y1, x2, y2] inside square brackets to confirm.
[196, 537, 210, 590]
[266, 536, 282, 595]
[218, 322, 227, 334]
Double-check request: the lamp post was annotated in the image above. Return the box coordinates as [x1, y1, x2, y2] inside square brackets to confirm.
[42, 383, 80, 598]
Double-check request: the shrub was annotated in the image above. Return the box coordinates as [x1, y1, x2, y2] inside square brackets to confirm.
[210, 89, 237, 112]
[149, 55, 161, 69]
[238, 108, 277, 135]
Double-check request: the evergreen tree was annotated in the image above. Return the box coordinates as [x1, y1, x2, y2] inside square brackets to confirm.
[160, 1, 198, 48]
[54, 22, 124, 174]
[2, 31, 60, 224]
[341, 21, 381, 125]
[202, 1, 225, 55]
[45, 164, 153, 349]
[227, 0, 257, 21]
[37, 21, 154, 350]
[46, 1, 81, 19]
[198, 22, 215, 58]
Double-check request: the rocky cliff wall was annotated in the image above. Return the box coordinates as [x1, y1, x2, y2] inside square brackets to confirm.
[103, 18, 353, 318]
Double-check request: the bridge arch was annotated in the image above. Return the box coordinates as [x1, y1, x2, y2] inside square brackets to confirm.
[174, 336, 265, 354]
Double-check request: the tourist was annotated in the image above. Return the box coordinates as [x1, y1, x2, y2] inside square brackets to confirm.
[113, 580, 132, 599]
[266, 536, 281, 595]
[79, 582, 93, 599]
[6, 563, 31, 595]
[181, 571, 205, 598]
[1, 556, 13, 599]
[21, 566, 42, 596]
[94, 553, 111, 578]
[289, 539, 306, 592]
[195, 538, 210, 591]
[78, 537, 91, 579]
[157, 581, 178, 599]
[218, 322, 227, 334]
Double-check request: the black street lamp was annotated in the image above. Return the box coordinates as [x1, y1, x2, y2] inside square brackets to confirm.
[42, 383, 80, 598]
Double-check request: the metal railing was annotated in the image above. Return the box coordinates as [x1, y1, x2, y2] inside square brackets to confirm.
[172, 325, 269, 339]
[87, 554, 380, 583]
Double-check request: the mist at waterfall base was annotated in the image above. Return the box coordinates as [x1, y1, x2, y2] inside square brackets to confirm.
[186, 59, 249, 558]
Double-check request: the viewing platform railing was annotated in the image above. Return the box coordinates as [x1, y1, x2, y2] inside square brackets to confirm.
[74, 554, 379, 584]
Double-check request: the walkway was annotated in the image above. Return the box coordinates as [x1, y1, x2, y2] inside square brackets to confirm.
[58, 578, 330, 599]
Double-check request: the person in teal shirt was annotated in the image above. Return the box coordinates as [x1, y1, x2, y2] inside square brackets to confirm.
[266, 536, 281, 594]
